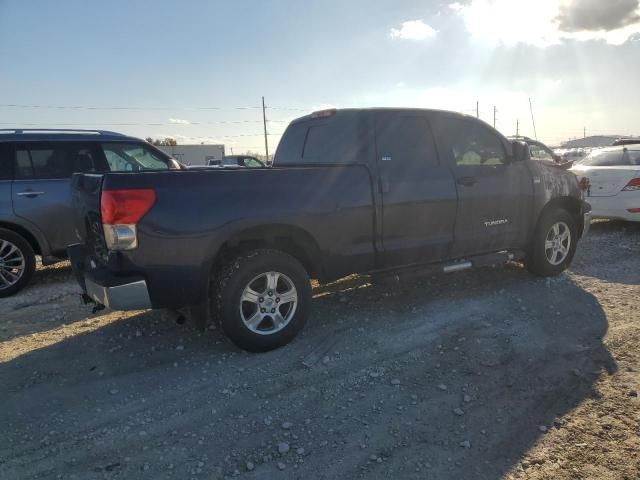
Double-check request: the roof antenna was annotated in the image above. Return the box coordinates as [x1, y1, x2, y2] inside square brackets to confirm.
[529, 97, 538, 141]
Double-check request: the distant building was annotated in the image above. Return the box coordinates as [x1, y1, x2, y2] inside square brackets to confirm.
[561, 135, 622, 149]
[158, 144, 225, 166]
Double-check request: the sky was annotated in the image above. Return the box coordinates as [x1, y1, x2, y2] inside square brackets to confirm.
[1, 0, 640, 153]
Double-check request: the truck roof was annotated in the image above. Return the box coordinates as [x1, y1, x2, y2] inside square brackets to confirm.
[290, 107, 476, 124]
[0, 128, 140, 143]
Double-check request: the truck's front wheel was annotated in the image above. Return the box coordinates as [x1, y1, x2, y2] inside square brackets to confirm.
[525, 208, 577, 277]
[213, 249, 311, 352]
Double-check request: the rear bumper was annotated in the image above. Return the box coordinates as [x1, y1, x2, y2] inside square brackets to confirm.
[85, 277, 151, 310]
[586, 193, 640, 222]
[68, 244, 152, 311]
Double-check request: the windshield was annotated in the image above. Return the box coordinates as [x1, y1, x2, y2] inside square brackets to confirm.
[577, 149, 640, 166]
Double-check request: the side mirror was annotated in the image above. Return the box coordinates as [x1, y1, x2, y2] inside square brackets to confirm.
[512, 141, 529, 162]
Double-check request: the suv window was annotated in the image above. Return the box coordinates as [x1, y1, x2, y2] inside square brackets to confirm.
[102, 143, 171, 171]
[0, 144, 12, 180]
[376, 114, 438, 168]
[437, 116, 506, 167]
[14, 143, 103, 180]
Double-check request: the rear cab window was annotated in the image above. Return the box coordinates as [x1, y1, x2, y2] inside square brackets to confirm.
[274, 111, 363, 165]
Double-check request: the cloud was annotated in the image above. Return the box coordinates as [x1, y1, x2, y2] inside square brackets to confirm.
[556, 0, 640, 32]
[168, 118, 190, 124]
[450, 0, 640, 46]
[389, 20, 438, 40]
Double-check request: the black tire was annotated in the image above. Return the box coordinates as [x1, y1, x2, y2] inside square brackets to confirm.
[0, 228, 36, 298]
[525, 208, 577, 277]
[213, 249, 312, 352]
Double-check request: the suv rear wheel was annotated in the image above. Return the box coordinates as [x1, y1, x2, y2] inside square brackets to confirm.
[212, 249, 312, 352]
[0, 228, 36, 297]
[525, 208, 577, 277]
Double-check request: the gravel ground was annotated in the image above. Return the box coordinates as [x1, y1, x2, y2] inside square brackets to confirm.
[0, 220, 638, 480]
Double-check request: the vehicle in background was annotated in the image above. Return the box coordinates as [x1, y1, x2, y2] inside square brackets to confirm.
[554, 147, 592, 164]
[611, 138, 640, 147]
[0, 129, 180, 297]
[571, 146, 640, 222]
[158, 144, 225, 167]
[508, 136, 563, 164]
[207, 155, 266, 168]
[68, 108, 590, 352]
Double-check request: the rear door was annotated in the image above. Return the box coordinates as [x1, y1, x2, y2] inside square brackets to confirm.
[11, 142, 105, 255]
[432, 114, 530, 256]
[375, 111, 457, 267]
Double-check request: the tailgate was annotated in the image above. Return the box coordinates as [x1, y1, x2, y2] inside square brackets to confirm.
[70, 173, 108, 263]
[571, 166, 640, 197]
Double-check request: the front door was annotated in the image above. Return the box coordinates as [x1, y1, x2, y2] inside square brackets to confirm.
[11, 142, 105, 255]
[375, 111, 458, 267]
[431, 115, 530, 257]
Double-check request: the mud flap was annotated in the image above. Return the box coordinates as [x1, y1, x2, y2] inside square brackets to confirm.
[189, 300, 210, 331]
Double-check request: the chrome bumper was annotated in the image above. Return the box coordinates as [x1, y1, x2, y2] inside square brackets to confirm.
[85, 277, 152, 310]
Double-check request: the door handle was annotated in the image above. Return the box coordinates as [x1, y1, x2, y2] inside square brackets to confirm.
[456, 176, 477, 187]
[16, 191, 45, 198]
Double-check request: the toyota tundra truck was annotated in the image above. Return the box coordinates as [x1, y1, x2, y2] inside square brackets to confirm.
[68, 108, 591, 352]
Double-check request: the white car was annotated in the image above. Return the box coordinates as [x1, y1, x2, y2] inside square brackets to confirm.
[570, 146, 640, 222]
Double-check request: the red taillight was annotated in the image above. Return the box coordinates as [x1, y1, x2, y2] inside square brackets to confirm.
[101, 189, 156, 225]
[622, 178, 640, 191]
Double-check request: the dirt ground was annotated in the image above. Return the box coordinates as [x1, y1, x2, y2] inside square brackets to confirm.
[1, 221, 638, 480]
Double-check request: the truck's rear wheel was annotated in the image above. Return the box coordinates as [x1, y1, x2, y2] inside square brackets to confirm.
[0, 228, 36, 298]
[213, 249, 311, 352]
[525, 208, 577, 277]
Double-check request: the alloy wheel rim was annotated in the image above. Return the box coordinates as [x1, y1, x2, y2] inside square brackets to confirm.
[544, 221, 571, 266]
[0, 240, 26, 289]
[239, 271, 298, 335]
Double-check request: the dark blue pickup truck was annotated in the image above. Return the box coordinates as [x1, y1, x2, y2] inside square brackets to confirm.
[69, 108, 591, 351]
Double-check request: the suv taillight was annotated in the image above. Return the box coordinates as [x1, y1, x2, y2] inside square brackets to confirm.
[100, 189, 156, 250]
[622, 178, 640, 191]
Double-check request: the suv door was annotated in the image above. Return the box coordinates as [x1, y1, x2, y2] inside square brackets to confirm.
[11, 142, 105, 255]
[375, 112, 457, 267]
[431, 115, 531, 256]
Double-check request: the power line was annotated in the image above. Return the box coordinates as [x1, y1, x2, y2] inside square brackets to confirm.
[0, 103, 307, 112]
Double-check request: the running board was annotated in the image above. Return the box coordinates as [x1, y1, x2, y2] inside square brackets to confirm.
[372, 250, 522, 284]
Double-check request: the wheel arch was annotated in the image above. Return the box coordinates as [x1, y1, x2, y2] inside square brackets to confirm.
[0, 221, 43, 256]
[213, 223, 324, 280]
[536, 196, 585, 238]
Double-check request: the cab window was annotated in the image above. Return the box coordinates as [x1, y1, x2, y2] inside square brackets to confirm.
[436, 116, 506, 167]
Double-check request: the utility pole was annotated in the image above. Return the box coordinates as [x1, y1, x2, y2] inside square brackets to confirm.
[262, 96, 269, 162]
[516, 119, 519, 136]
[493, 105, 496, 128]
[529, 97, 538, 140]
[476, 101, 479, 119]
[583, 126, 586, 138]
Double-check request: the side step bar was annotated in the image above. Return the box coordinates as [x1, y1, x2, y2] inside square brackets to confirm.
[372, 250, 523, 284]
